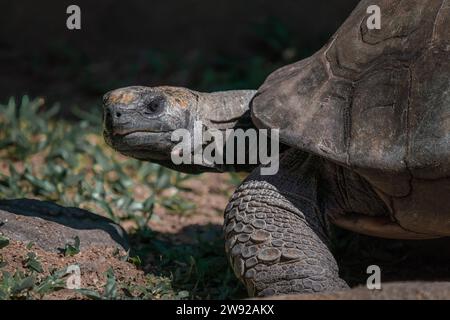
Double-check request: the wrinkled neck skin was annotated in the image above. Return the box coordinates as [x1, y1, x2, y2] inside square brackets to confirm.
[195, 90, 258, 131]
[160, 89, 281, 174]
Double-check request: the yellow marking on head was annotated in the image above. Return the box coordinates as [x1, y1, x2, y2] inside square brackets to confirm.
[174, 97, 189, 108]
[108, 91, 137, 105]
[160, 86, 193, 109]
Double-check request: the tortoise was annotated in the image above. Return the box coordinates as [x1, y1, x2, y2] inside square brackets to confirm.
[102, 0, 450, 297]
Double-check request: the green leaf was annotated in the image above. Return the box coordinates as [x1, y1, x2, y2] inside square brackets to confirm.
[35, 270, 67, 295]
[63, 236, 81, 257]
[0, 255, 6, 269]
[128, 255, 141, 267]
[23, 252, 44, 273]
[11, 275, 35, 295]
[77, 288, 102, 300]
[24, 173, 56, 194]
[0, 236, 9, 249]
[103, 268, 117, 299]
[177, 290, 190, 299]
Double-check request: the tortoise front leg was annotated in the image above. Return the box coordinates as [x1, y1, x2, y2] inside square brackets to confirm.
[224, 150, 348, 296]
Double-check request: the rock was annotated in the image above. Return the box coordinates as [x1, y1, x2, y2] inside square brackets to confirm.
[0, 198, 129, 253]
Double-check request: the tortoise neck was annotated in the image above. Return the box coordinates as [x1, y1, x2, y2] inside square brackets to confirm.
[194, 90, 257, 131]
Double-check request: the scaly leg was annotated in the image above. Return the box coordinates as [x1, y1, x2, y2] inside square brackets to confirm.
[224, 150, 348, 296]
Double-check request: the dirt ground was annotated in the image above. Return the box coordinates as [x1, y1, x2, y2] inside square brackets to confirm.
[0, 240, 146, 299]
[147, 174, 233, 238]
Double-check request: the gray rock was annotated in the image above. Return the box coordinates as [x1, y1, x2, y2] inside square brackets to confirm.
[0, 199, 129, 252]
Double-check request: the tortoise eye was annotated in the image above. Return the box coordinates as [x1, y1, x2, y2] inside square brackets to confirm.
[144, 96, 165, 116]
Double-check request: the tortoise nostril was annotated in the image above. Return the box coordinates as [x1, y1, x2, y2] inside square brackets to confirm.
[115, 111, 122, 118]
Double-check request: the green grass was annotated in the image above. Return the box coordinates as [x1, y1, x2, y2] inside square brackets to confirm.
[0, 268, 67, 300]
[0, 96, 194, 224]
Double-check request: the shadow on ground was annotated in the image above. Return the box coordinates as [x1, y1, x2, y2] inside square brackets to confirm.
[130, 221, 450, 298]
[129, 222, 248, 299]
[334, 228, 450, 287]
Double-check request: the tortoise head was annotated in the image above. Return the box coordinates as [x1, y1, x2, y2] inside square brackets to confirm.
[103, 86, 195, 163]
[103, 86, 261, 174]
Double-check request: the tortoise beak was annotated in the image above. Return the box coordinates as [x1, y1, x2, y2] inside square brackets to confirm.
[103, 102, 135, 136]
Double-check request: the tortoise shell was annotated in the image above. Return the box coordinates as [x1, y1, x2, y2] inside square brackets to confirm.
[251, 0, 450, 235]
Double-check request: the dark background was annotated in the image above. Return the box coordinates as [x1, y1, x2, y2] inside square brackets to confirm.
[0, 0, 359, 111]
